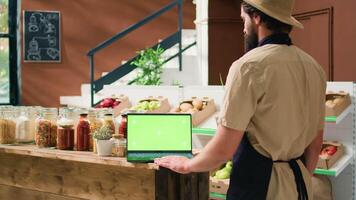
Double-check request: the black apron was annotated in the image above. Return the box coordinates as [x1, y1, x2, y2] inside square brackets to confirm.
[226, 34, 309, 200]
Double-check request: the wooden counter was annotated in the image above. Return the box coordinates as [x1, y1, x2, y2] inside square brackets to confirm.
[0, 145, 209, 200]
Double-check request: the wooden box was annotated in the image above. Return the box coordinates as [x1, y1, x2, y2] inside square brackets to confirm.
[209, 177, 229, 195]
[325, 91, 351, 117]
[171, 97, 217, 127]
[317, 141, 344, 169]
[95, 95, 132, 117]
[113, 95, 131, 116]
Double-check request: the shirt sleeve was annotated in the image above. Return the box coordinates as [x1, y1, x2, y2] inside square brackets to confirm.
[217, 61, 265, 131]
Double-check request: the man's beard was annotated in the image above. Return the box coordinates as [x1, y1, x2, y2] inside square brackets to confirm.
[244, 30, 258, 53]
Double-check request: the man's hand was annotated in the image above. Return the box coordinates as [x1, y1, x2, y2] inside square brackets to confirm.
[154, 156, 191, 174]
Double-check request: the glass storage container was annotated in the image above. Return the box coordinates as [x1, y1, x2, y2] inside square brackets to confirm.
[76, 113, 90, 151]
[35, 108, 58, 148]
[57, 108, 74, 150]
[88, 109, 102, 152]
[101, 112, 115, 136]
[0, 110, 16, 144]
[111, 134, 126, 157]
[16, 107, 31, 142]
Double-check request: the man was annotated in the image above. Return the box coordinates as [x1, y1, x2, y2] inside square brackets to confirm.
[155, 0, 326, 199]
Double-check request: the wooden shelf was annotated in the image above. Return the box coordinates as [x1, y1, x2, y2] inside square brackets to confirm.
[0, 144, 158, 170]
[314, 145, 352, 177]
[325, 105, 352, 124]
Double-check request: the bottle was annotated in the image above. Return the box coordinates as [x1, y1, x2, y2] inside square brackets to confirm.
[35, 108, 58, 148]
[119, 113, 127, 139]
[76, 113, 90, 151]
[57, 108, 74, 150]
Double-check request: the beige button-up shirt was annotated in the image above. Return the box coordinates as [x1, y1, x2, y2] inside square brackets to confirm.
[218, 44, 326, 200]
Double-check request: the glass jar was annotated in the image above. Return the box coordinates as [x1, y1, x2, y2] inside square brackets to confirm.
[16, 107, 31, 142]
[88, 109, 102, 152]
[101, 113, 115, 136]
[0, 110, 16, 144]
[76, 113, 90, 151]
[27, 107, 38, 142]
[119, 113, 127, 139]
[35, 108, 58, 148]
[57, 108, 74, 150]
[111, 134, 126, 157]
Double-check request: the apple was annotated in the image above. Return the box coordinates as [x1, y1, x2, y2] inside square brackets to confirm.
[112, 100, 121, 108]
[101, 98, 114, 108]
[320, 145, 337, 159]
[324, 145, 337, 156]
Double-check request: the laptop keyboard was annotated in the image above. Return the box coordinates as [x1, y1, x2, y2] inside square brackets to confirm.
[128, 152, 193, 162]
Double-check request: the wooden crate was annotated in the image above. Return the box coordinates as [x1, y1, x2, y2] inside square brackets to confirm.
[317, 141, 344, 169]
[113, 95, 131, 116]
[325, 91, 351, 117]
[171, 97, 217, 127]
[210, 177, 229, 195]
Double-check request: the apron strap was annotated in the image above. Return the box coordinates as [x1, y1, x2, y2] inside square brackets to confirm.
[274, 158, 309, 200]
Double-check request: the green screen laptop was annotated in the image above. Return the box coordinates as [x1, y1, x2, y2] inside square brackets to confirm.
[127, 113, 193, 162]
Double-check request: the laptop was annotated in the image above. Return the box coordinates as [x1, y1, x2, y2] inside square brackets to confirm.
[127, 113, 193, 162]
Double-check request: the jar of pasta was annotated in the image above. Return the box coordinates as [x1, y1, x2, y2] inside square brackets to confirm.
[0, 110, 16, 144]
[35, 108, 58, 148]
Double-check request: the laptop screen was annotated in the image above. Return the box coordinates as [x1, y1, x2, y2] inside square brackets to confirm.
[127, 114, 192, 152]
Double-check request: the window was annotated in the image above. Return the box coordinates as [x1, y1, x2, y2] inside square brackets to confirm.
[0, 0, 18, 105]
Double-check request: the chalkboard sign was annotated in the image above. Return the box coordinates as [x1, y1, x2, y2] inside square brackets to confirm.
[23, 10, 61, 62]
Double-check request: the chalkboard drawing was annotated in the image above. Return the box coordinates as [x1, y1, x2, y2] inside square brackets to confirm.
[24, 10, 61, 62]
[27, 39, 41, 60]
[46, 48, 59, 59]
[44, 22, 56, 34]
[28, 14, 39, 32]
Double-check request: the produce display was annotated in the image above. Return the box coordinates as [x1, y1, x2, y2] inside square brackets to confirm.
[95, 97, 121, 109]
[325, 91, 351, 117]
[131, 100, 161, 111]
[171, 98, 205, 113]
[212, 161, 233, 180]
[209, 161, 232, 195]
[95, 95, 131, 117]
[171, 97, 217, 126]
[320, 145, 337, 159]
[317, 141, 344, 169]
[130, 96, 170, 113]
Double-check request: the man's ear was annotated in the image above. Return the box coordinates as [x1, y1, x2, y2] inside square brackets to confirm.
[251, 13, 261, 25]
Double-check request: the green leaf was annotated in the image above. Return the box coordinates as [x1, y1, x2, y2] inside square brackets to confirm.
[130, 45, 165, 86]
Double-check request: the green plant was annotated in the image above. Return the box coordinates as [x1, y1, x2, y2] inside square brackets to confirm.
[93, 125, 113, 140]
[130, 45, 165, 85]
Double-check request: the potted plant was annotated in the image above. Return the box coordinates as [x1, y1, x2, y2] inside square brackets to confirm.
[129, 45, 165, 85]
[93, 125, 114, 156]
